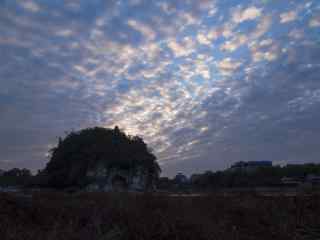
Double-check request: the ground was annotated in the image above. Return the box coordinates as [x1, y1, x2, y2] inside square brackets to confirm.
[0, 191, 319, 240]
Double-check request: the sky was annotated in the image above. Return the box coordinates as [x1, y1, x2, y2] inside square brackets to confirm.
[0, 0, 320, 177]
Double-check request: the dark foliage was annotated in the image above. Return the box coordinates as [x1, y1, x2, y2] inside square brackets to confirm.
[40, 126, 160, 188]
[190, 164, 320, 190]
[0, 168, 32, 187]
[0, 192, 319, 240]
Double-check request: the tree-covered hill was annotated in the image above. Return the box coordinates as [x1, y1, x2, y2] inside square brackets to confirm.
[40, 126, 160, 188]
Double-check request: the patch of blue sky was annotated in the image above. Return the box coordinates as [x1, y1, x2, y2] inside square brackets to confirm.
[216, 0, 243, 10]
[237, 20, 259, 33]
[228, 43, 250, 60]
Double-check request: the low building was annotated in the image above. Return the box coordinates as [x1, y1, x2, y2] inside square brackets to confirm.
[174, 173, 189, 184]
[281, 175, 320, 187]
[281, 177, 302, 187]
[190, 174, 201, 184]
[305, 174, 320, 186]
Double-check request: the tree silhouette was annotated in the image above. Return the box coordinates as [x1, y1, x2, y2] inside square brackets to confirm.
[42, 126, 161, 188]
[0, 168, 32, 187]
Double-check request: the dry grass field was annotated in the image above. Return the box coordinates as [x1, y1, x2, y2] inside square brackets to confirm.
[0, 191, 320, 240]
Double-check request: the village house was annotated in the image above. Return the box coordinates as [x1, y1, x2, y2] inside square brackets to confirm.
[281, 174, 320, 188]
[305, 174, 320, 186]
[281, 176, 303, 187]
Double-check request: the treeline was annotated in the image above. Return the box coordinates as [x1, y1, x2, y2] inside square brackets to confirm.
[157, 163, 320, 191]
[0, 168, 33, 187]
[2, 163, 320, 190]
[0, 126, 160, 190]
[41, 126, 160, 189]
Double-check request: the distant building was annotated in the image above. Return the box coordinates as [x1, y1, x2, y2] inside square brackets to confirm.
[230, 161, 272, 172]
[305, 174, 320, 186]
[174, 173, 189, 184]
[281, 177, 302, 187]
[0, 169, 4, 176]
[190, 174, 202, 184]
[157, 177, 172, 190]
[280, 174, 320, 187]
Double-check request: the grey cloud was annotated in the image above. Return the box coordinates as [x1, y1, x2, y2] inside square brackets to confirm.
[1, 0, 320, 177]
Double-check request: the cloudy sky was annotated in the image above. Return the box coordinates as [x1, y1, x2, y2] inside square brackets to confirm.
[0, 0, 320, 176]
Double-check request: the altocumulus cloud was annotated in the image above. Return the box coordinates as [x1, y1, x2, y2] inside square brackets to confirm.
[0, 0, 320, 176]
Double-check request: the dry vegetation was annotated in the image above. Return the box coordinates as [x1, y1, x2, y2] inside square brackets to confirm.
[0, 192, 320, 240]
